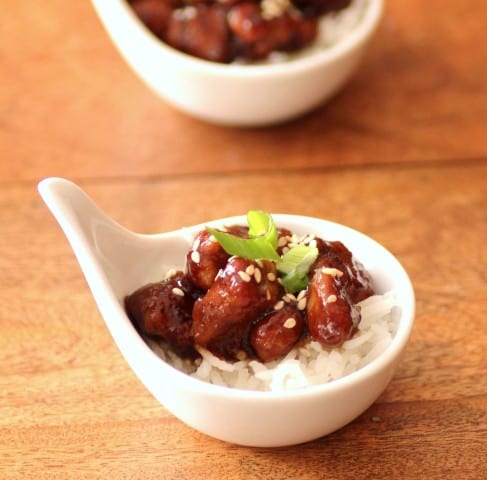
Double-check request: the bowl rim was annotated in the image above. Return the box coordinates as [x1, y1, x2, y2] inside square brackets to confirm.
[128, 213, 415, 402]
[94, 0, 384, 78]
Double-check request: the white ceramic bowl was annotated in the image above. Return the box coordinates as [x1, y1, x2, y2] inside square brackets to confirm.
[90, 0, 383, 126]
[38, 177, 414, 447]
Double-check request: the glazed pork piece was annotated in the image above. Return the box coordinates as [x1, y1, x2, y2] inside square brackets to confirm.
[192, 256, 282, 358]
[186, 225, 248, 290]
[125, 271, 202, 358]
[314, 239, 375, 303]
[306, 239, 374, 346]
[250, 302, 305, 362]
[127, 0, 352, 63]
[125, 222, 375, 363]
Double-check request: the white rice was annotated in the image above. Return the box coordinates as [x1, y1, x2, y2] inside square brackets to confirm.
[148, 289, 399, 392]
[239, 0, 369, 65]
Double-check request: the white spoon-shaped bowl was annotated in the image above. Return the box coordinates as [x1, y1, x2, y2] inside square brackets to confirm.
[38, 177, 415, 447]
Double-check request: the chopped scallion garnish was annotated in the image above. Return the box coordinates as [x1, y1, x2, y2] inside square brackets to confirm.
[207, 228, 280, 261]
[207, 211, 319, 293]
[277, 245, 319, 293]
[246, 210, 278, 249]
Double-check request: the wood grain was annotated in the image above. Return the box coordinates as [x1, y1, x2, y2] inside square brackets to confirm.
[1, 0, 486, 478]
[1, 0, 486, 183]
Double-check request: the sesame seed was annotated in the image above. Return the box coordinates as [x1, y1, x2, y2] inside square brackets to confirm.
[308, 239, 317, 248]
[267, 272, 276, 282]
[274, 300, 284, 310]
[165, 268, 177, 279]
[297, 298, 307, 310]
[190, 250, 200, 264]
[254, 267, 262, 283]
[261, 0, 291, 20]
[283, 317, 296, 329]
[245, 264, 255, 276]
[172, 287, 185, 297]
[256, 260, 264, 268]
[174, 6, 197, 21]
[278, 236, 288, 247]
[297, 289, 306, 300]
[238, 271, 251, 282]
[265, 289, 271, 300]
[284, 293, 297, 302]
[327, 294, 337, 303]
[192, 238, 200, 251]
[282, 246, 289, 254]
[236, 350, 247, 361]
[322, 267, 343, 277]
[208, 234, 217, 243]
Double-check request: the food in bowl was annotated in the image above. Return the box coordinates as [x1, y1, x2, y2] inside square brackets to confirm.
[125, 211, 399, 391]
[90, 0, 382, 125]
[39, 178, 414, 446]
[127, 0, 369, 63]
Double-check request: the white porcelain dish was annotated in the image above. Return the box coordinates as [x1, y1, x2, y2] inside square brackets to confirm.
[90, 0, 384, 126]
[38, 177, 414, 447]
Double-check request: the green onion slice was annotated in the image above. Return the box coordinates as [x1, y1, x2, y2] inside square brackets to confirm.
[279, 271, 309, 294]
[278, 245, 319, 275]
[277, 245, 319, 293]
[207, 228, 280, 261]
[207, 210, 280, 260]
[246, 210, 278, 248]
[207, 211, 319, 293]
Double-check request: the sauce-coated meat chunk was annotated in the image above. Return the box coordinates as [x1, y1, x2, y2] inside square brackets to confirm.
[228, 3, 317, 61]
[306, 265, 359, 346]
[314, 240, 374, 303]
[186, 225, 247, 291]
[192, 257, 283, 359]
[165, 4, 231, 63]
[250, 303, 304, 362]
[306, 241, 373, 346]
[125, 271, 201, 358]
[130, 0, 172, 37]
[293, 0, 351, 16]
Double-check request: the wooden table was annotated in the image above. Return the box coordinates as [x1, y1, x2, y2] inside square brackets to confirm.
[1, 1, 486, 478]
